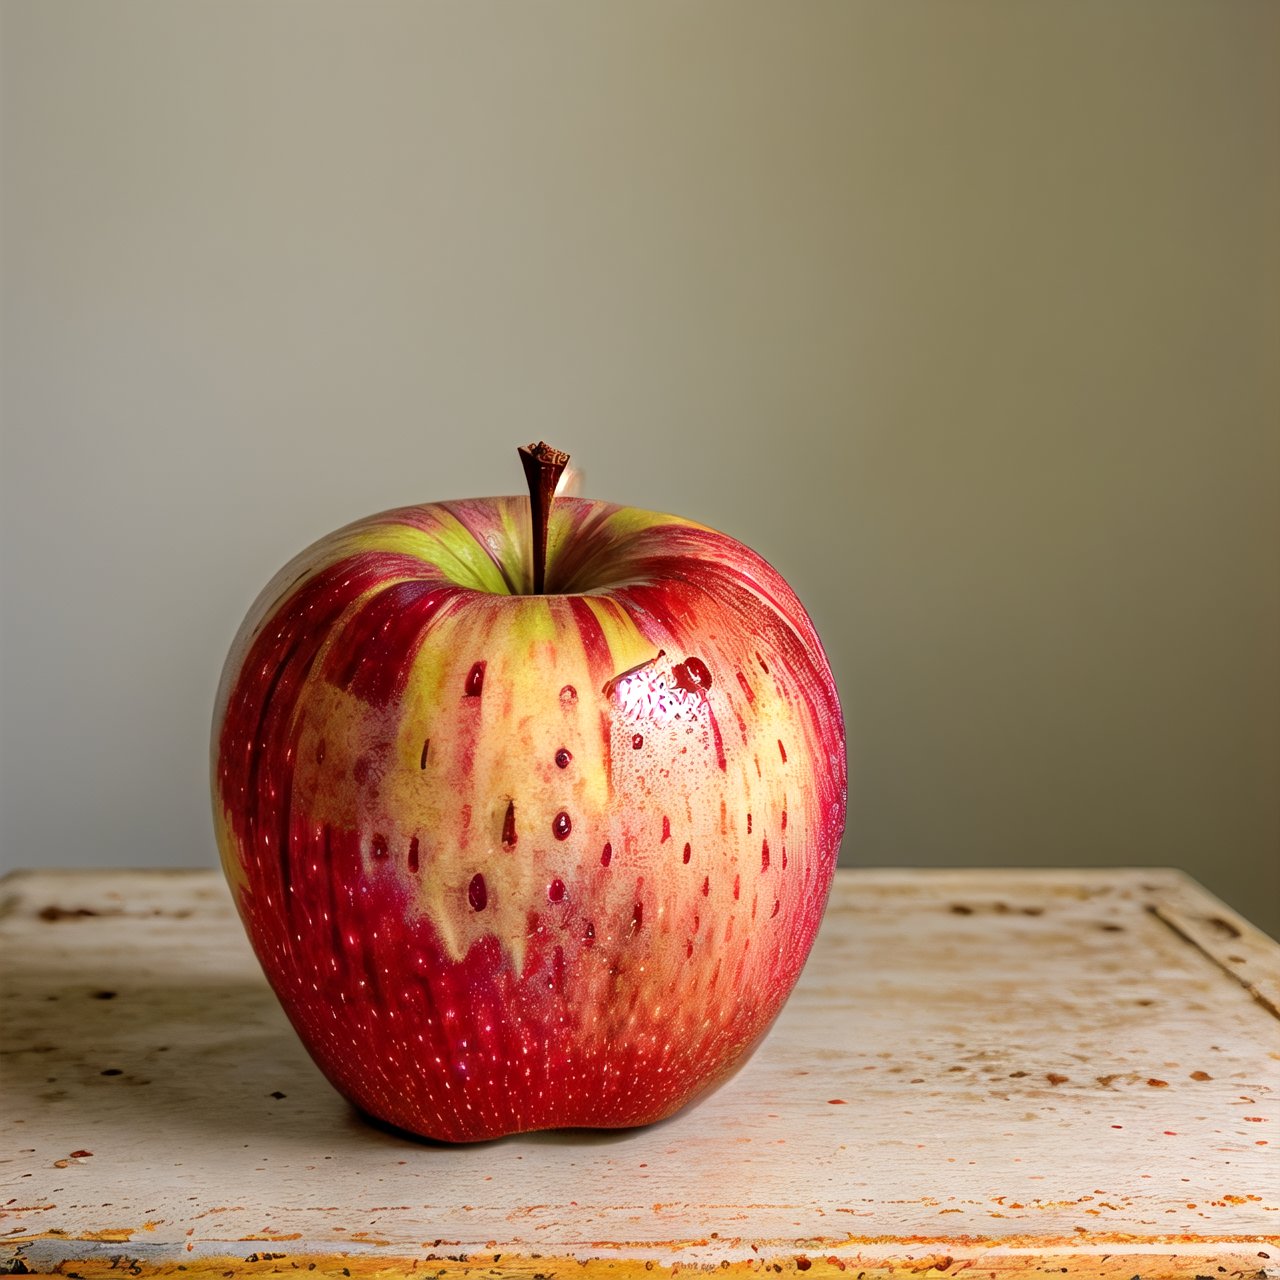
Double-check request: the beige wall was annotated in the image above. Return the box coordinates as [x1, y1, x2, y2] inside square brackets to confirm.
[3, 2, 1278, 936]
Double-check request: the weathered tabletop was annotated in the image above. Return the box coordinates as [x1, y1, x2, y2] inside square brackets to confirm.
[2, 868, 1277, 1279]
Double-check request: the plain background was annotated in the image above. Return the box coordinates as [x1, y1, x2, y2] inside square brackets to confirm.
[2, 2, 1277, 939]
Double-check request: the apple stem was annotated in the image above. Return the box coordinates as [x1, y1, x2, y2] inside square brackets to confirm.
[518, 441, 570, 594]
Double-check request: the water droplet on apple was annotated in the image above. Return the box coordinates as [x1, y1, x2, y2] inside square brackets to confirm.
[407, 836, 420, 873]
[468, 872, 488, 912]
[554, 748, 572, 769]
[631, 733, 644, 750]
[371, 833, 388, 858]
[559, 684, 577, 704]
[420, 738, 430, 769]
[583, 921, 595, 946]
[631, 902, 643, 932]
[552, 811, 572, 840]
[682, 842, 692, 864]
[548, 878, 565, 903]
[601, 842, 612, 867]
[465, 661, 486, 696]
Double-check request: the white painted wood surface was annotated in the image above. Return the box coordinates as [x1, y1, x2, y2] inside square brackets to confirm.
[2, 867, 1277, 1278]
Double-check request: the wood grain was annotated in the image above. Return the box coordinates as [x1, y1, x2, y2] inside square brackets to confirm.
[2, 867, 1277, 1278]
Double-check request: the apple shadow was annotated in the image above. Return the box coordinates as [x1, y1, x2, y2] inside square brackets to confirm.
[8, 944, 720, 1157]
[5, 957, 358, 1156]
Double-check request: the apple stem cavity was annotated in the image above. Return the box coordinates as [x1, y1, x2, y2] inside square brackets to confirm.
[518, 441, 570, 594]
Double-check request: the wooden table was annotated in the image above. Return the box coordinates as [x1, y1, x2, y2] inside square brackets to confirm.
[3, 868, 1277, 1278]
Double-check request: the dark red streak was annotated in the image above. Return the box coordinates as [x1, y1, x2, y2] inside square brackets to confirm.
[704, 707, 727, 772]
[327, 579, 463, 708]
[218, 551, 426, 856]
[566, 597, 613, 687]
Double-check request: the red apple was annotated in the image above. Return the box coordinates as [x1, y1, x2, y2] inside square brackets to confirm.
[212, 444, 845, 1142]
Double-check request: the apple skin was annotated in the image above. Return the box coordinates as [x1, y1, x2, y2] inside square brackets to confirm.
[212, 495, 845, 1142]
